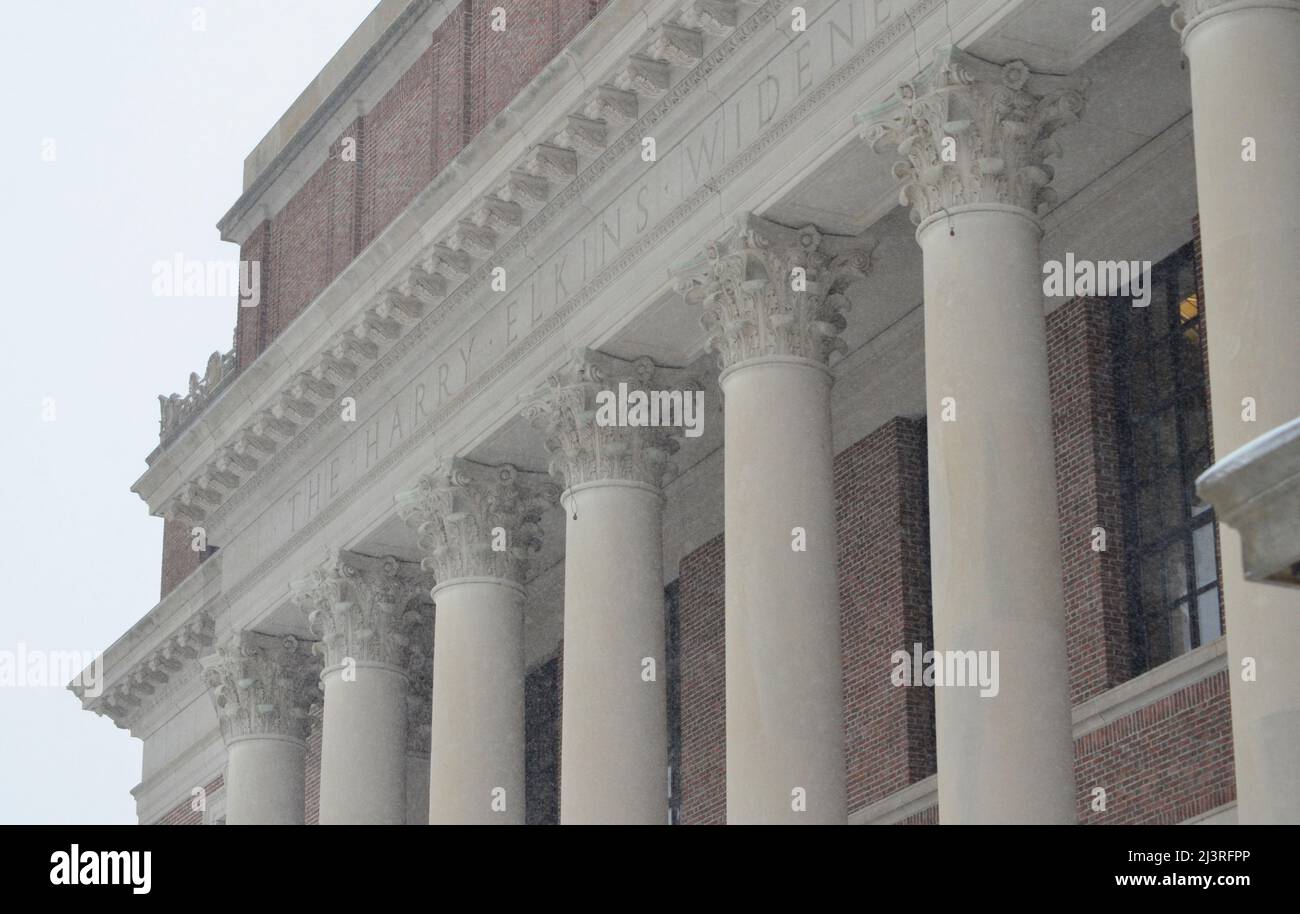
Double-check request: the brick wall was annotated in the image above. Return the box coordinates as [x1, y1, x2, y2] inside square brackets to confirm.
[230, 0, 609, 374]
[154, 773, 223, 825]
[899, 669, 1236, 825]
[837, 417, 935, 813]
[304, 714, 323, 825]
[359, 48, 436, 251]
[525, 655, 561, 824]
[1047, 296, 1132, 703]
[1075, 671, 1235, 824]
[897, 806, 938, 825]
[677, 535, 726, 824]
[676, 417, 936, 824]
[159, 517, 203, 599]
[170, 0, 614, 598]
[232, 218, 272, 372]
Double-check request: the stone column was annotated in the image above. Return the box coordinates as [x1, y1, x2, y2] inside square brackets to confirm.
[201, 631, 320, 825]
[526, 349, 699, 824]
[290, 551, 432, 825]
[675, 215, 872, 824]
[1166, 0, 1300, 823]
[861, 49, 1086, 823]
[397, 459, 557, 825]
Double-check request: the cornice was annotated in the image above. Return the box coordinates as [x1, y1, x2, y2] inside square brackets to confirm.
[69, 554, 226, 734]
[136, 0, 760, 532]
[72, 612, 216, 734]
[214, 0, 953, 612]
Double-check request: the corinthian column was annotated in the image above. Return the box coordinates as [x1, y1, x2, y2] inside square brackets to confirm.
[676, 214, 872, 824]
[1164, 0, 1300, 823]
[290, 551, 432, 824]
[526, 349, 699, 824]
[860, 49, 1086, 823]
[201, 631, 321, 825]
[397, 459, 557, 824]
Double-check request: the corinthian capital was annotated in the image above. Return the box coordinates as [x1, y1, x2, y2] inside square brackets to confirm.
[857, 48, 1086, 226]
[395, 459, 558, 586]
[523, 348, 703, 490]
[200, 631, 321, 743]
[673, 213, 873, 371]
[289, 550, 432, 672]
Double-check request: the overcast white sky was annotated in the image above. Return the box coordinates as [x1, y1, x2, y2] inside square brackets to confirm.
[0, 0, 379, 824]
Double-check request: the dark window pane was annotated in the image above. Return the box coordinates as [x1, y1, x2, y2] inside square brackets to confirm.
[1168, 599, 1193, 657]
[1113, 242, 1221, 676]
[1197, 587, 1222, 644]
[1193, 523, 1217, 589]
[1165, 540, 1189, 604]
[1182, 393, 1209, 454]
[1151, 337, 1177, 407]
[1140, 551, 1166, 610]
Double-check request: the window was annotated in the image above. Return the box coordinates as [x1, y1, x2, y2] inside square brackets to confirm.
[1113, 243, 1221, 674]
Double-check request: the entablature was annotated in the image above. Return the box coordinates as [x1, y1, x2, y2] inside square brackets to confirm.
[69, 555, 225, 738]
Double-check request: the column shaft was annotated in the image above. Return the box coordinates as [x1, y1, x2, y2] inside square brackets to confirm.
[292, 551, 430, 825]
[1182, 1, 1300, 823]
[398, 459, 554, 827]
[919, 207, 1075, 823]
[225, 736, 306, 825]
[318, 666, 407, 824]
[560, 481, 668, 824]
[723, 358, 845, 824]
[428, 578, 526, 824]
[202, 631, 318, 826]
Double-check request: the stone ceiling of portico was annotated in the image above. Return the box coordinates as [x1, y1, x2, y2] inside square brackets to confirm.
[765, 7, 1188, 243]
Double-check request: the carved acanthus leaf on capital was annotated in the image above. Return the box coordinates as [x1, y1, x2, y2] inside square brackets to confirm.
[523, 348, 703, 490]
[290, 550, 433, 671]
[395, 459, 558, 586]
[857, 48, 1086, 226]
[673, 213, 874, 371]
[200, 631, 322, 743]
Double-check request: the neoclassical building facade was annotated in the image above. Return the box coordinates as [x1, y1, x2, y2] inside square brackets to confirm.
[74, 0, 1300, 824]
